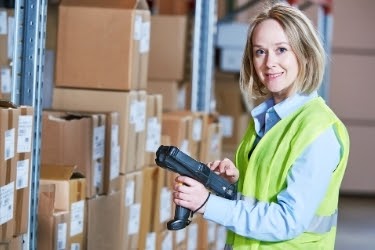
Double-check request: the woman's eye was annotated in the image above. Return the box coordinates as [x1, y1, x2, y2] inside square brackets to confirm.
[255, 49, 265, 55]
[278, 47, 287, 53]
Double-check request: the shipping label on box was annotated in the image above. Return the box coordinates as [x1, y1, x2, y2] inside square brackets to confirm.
[140, 20, 150, 53]
[16, 159, 29, 190]
[92, 125, 105, 160]
[0, 10, 7, 35]
[70, 200, 84, 237]
[159, 187, 172, 224]
[145, 117, 161, 153]
[1, 67, 11, 94]
[17, 114, 33, 153]
[219, 115, 233, 138]
[110, 145, 120, 181]
[0, 182, 14, 224]
[57, 222, 67, 250]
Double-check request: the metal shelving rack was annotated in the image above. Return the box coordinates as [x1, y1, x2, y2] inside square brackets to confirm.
[11, 0, 47, 249]
[191, 0, 217, 113]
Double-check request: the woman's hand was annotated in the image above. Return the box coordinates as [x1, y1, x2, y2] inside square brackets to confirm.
[207, 158, 239, 184]
[173, 176, 210, 214]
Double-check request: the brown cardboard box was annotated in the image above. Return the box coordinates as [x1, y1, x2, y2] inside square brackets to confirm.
[39, 164, 86, 249]
[200, 120, 222, 163]
[41, 110, 106, 198]
[139, 10, 151, 89]
[162, 112, 193, 156]
[152, 168, 173, 233]
[46, 4, 58, 50]
[138, 167, 157, 250]
[329, 54, 375, 120]
[0, 102, 20, 242]
[37, 184, 70, 250]
[332, 0, 375, 49]
[147, 80, 186, 112]
[156, 230, 174, 250]
[156, 0, 191, 15]
[340, 122, 375, 194]
[168, 110, 209, 161]
[55, 0, 150, 90]
[103, 112, 121, 194]
[86, 191, 122, 250]
[148, 15, 188, 81]
[0, 9, 13, 67]
[52, 88, 147, 174]
[13, 106, 34, 236]
[144, 95, 162, 166]
[186, 221, 199, 250]
[0, 236, 23, 250]
[120, 172, 143, 250]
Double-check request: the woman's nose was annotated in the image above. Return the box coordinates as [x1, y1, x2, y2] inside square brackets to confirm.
[265, 53, 277, 68]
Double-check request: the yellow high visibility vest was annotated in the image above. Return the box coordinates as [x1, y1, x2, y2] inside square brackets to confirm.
[227, 97, 350, 250]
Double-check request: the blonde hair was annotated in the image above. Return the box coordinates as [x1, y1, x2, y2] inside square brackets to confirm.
[240, 2, 326, 100]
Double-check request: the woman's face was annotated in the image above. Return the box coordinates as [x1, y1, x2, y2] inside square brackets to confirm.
[252, 19, 299, 104]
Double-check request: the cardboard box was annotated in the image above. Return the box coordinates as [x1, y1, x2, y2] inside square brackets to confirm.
[148, 15, 187, 81]
[41, 110, 106, 198]
[86, 191, 122, 250]
[162, 112, 193, 156]
[186, 222, 199, 250]
[138, 167, 157, 250]
[144, 95, 162, 166]
[14, 106, 34, 236]
[0, 9, 13, 67]
[0, 236, 23, 250]
[156, 0, 191, 15]
[200, 121, 222, 163]
[332, 0, 375, 49]
[103, 112, 121, 194]
[152, 168, 173, 234]
[156, 230, 174, 250]
[219, 47, 245, 72]
[37, 184, 70, 250]
[39, 164, 86, 249]
[0, 102, 19, 242]
[55, 0, 150, 90]
[329, 54, 375, 120]
[167, 110, 209, 161]
[340, 122, 375, 194]
[120, 172, 143, 250]
[147, 80, 186, 112]
[52, 88, 147, 174]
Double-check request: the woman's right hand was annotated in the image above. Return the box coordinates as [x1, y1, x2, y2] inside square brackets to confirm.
[207, 158, 239, 184]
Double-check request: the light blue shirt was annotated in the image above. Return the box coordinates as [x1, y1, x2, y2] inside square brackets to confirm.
[203, 91, 341, 241]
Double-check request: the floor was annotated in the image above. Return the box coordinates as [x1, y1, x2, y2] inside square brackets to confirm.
[335, 195, 375, 250]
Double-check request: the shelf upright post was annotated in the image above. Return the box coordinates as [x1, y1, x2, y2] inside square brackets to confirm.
[317, 0, 333, 103]
[191, 0, 217, 112]
[11, 0, 47, 249]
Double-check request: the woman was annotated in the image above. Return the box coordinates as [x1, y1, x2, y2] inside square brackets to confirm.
[172, 2, 349, 250]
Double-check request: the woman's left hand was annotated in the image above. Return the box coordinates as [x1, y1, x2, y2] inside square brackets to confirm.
[173, 175, 210, 214]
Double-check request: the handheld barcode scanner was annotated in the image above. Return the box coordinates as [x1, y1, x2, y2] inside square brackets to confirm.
[155, 145, 236, 230]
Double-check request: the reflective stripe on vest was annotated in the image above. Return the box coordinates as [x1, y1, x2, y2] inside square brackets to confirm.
[238, 193, 338, 234]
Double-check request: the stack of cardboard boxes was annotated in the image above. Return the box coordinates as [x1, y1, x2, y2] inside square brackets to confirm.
[329, 0, 375, 194]
[0, 102, 34, 248]
[37, 0, 225, 249]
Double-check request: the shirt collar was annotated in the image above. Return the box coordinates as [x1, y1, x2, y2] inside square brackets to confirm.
[251, 91, 319, 134]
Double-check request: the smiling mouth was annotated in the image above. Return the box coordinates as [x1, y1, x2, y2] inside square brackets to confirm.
[266, 72, 283, 79]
